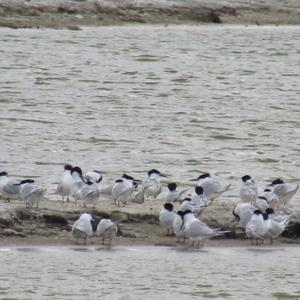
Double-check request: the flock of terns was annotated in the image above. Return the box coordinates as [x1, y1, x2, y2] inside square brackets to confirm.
[0, 165, 300, 248]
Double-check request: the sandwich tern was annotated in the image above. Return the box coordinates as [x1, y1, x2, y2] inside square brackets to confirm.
[112, 174, 136, 206]
[143, 169, 166, 200]
[183, 210, 229, 248]
[18, 179, 44, 208]
[166, 182, 189, 203]
[245, 210, 268, 245]
[190, 173, 231, 200]
[239, 175, 258, 203]
[159, 203, 177, 235]
[172, 210, 186, 243]
[255, 196, 269, 213]
[72, 213, 94, 245]
[83, 170, 102, 184]
[54, 164, 73, 202]
[0, 171, 21, 202]
[71, 167, 100, 208]
[232, 202, 256, 228]
[264, 208, 290, 244]
[96, 216, 118, 247]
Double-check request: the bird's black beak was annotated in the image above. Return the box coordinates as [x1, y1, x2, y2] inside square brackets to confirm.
[189, 178, 198, 182]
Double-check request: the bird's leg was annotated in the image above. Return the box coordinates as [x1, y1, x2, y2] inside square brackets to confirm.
[84, 237, 87, 246]
[102, 237, 105, 245]
[67, 196, 70, 203]
[270, 238, 274, 245]
[191, 240, 195, 247]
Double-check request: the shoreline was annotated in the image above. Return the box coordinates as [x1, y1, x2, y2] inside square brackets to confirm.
[1, 198, 299, 248]
[0, 235, 299, 248]
[0, 0, 300, 29]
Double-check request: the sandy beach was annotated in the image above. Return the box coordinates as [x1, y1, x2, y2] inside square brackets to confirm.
[0, 0, 300, 29]
[1, 195, 299, 248]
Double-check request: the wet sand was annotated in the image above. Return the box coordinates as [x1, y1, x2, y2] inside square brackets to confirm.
[0, 196, 299, 248]
[0, 0, 300, 29]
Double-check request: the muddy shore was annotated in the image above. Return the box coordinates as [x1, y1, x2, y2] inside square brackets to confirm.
[0, 0, 299, 29]
[0, 197, 299, 248]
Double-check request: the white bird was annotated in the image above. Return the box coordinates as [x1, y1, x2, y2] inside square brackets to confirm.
[245, 210, 269, 244]
[264, 208, 290, 244]
[0, 171, 21, 202]
[269, 179, 289, 198]
[54, 164, 73, 202]
[166, 182, 189, 203]
[18, 179, 44, 208]
[265, 208, 291, 223]
[72, 213, 94, 245]
[71, 167, 100, 208]
[96, 217, 118, 247]
[255, 196, 269, 212]
[261, 188, 279, 210]
[270, 179, 299, 208]
[191, 186, 208, 208]
[83, 170, 102, 184]
[232, 202, 256, 228]
[159, 203, 177, 235]
[239, 175, 258, 203]
[179, 198, 196, 212]
[190, 173, 231, 200]
[112, 174, 136, 206]
[172, 211, 186, 242]
[183, 210, 229, 248]
[143, 169, 166, 200]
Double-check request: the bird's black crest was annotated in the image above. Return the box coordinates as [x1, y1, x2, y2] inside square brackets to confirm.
[168, 182, 177, 191]
[241, 175, 252, 182]
[164, 203, 174, 212]
[195, 186, 203, 195]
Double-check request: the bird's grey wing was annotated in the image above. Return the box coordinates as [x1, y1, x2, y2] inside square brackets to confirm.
[279, 184, 299, 207]
[99, 184, 113, 196]
[116, 188, 133, 204]
[3, 182, 20, 195]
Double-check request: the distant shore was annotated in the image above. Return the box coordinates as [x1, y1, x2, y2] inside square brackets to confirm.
[0, 0, 300, 29]
[0, 197, 299, 247]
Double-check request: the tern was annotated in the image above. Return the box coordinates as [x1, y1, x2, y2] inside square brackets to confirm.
[54, 164, 73, 202]
[166, 182, 189, 203]
[18, 179, 44, 208]
[72, 213, 94, 245]
[239, 175, 258, 204]
[183, 210, 229, 248]
[96, 216, 118, 247]
[112, 174, 136, 206]
[245, 210, 268, 245]
[159, 203, 177, 235]
[190, 173, 231, 200]
[0, 171, 21, 202]
[143, 169, 166, 200]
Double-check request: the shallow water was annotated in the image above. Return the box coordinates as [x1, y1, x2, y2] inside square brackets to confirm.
[0, 25, 299, 198]
[0, 245, 299, 299]
[0, 25, 300, 298]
